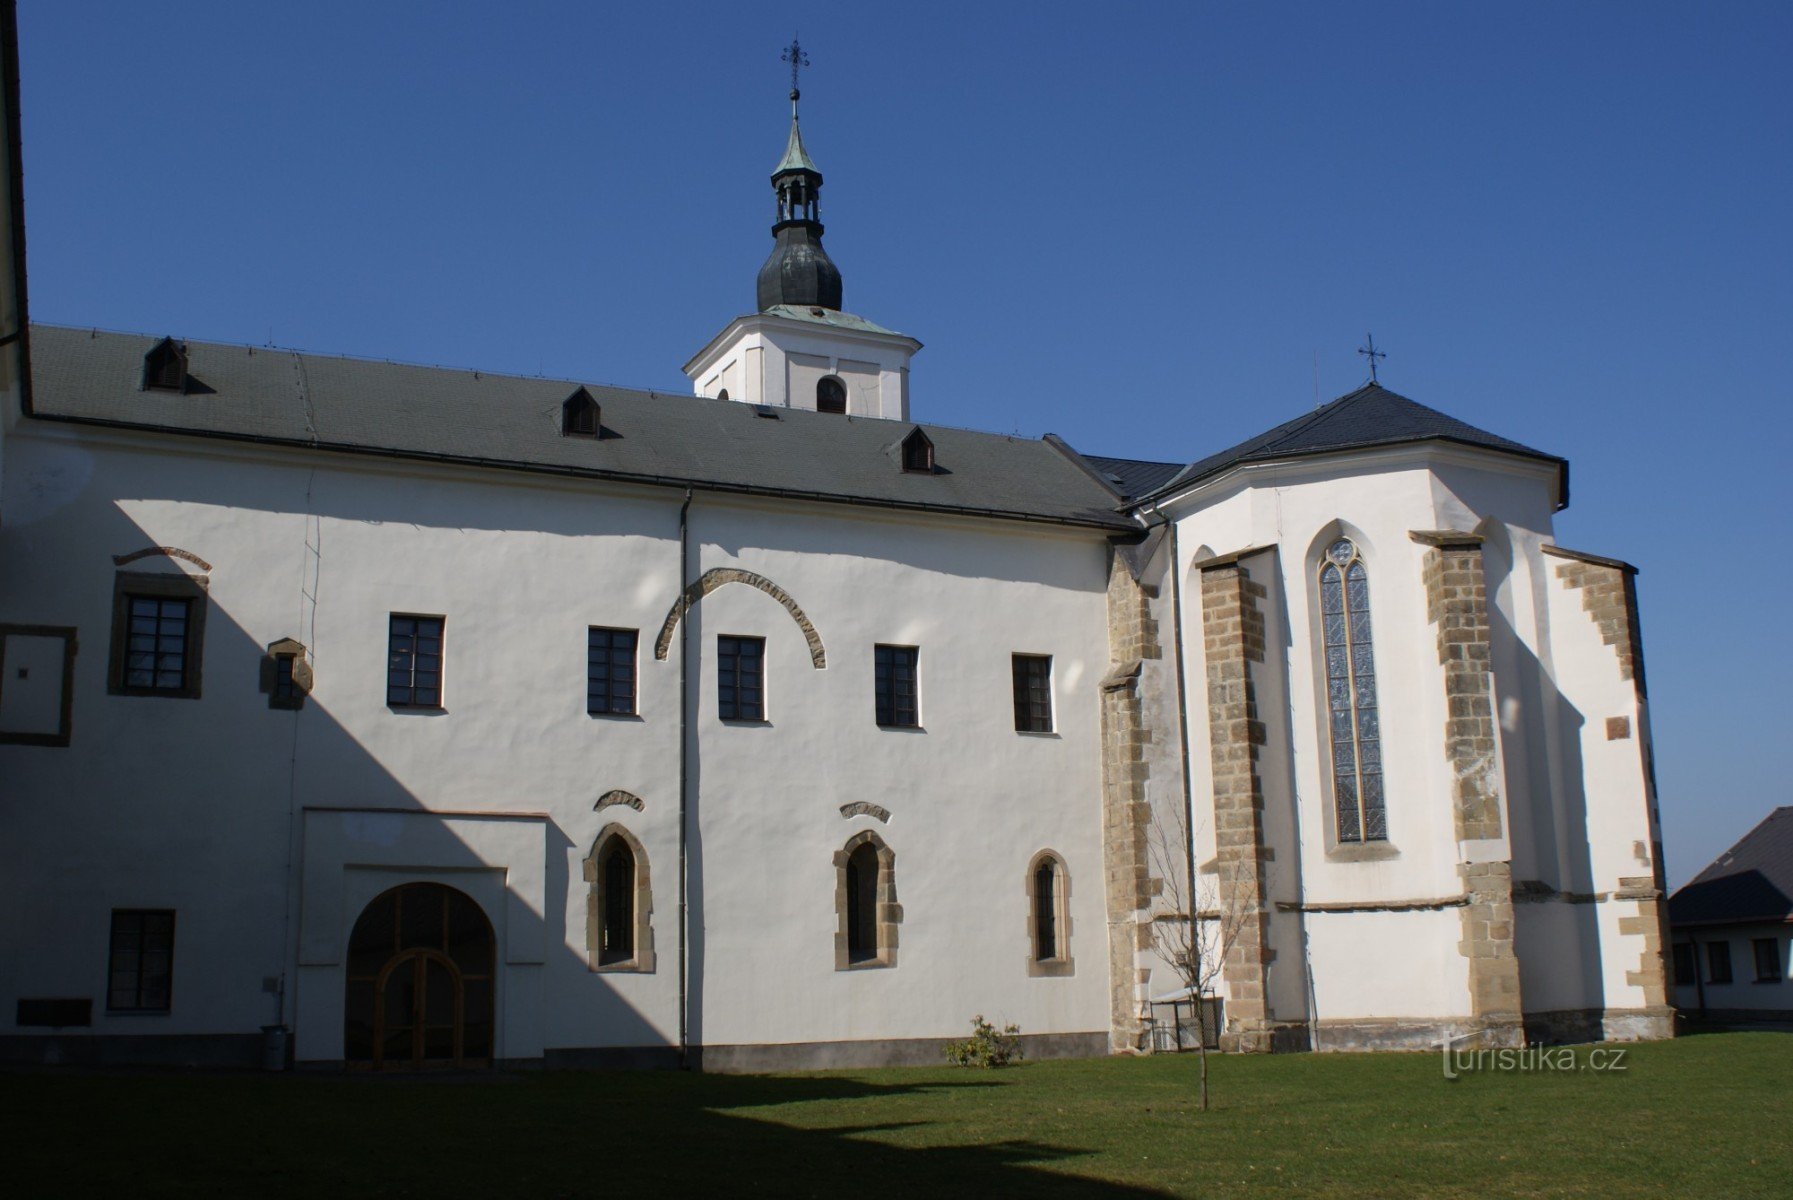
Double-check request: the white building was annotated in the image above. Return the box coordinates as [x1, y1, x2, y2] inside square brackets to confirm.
[1669, 807, 1793, 1021]
[0, 91, 1673, 1069]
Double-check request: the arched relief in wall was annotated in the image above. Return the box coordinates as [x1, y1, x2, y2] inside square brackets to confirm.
[112, 546, 213, 572]
[595, 790, 645, 812]
[652, 567, 826, 668]
[838, 802, 890, 823]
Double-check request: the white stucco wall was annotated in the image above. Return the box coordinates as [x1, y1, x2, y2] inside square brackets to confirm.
[1156, 444, 1652, 1031]
[684, 313, 916, 419]
[1672, 924, 1793, 1014]
[0, 418, 1110, 1060]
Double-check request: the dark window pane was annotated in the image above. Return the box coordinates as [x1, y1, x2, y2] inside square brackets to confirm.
[875, 645, 919, 727]
[846, 844, 879, 962]
[107, 909, 175, 1012]
[1012, 654, 1052, 733]
[587, 628, 639, 715]
[1034, 860, 1058, 960]
[1754, 938, 1782, 982]
[718, 636, 766, 721]
[122, 596, 191, 693]
[388, 615, 445, 708]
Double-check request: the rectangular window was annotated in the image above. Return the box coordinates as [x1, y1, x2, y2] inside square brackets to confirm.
[272, 654, 298, 703]
[1708, 940, 1733, 985]
[108, 909, 175, 1013]
[1012, 654, 1053, 733]
[717, 635, 765, 722]
[1754, 937, 1783, 983]
[387, 615, 445, 708]
[587, 627, 639, 715]
[125, 597, 190, 691]
[1672, 942, 1696, 985]
[109, 572, 208, 700]
[874, 645, 919, 728]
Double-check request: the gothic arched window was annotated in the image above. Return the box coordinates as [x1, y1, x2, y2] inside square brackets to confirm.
[1319, 537, 1386, 842]
[816, 376, 847, 414]
[835, 832, 899, 969]
[583, 827, 654, 972]
[599, 840, 635, 965]
[1034, 858, 1058, 959]
[1026, 851, 1074, 976]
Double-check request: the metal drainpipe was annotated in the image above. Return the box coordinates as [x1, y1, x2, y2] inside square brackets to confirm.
[1159, 516, 1199, 959]
[1144, 504, 1202, 1040]
[677, 489, 693, 1069]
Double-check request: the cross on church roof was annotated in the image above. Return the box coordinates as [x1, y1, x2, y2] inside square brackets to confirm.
[1358, 333, 1387, 384]
[782, 36, 810, 113]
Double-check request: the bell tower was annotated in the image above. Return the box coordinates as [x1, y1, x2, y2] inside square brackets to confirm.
[684, 39, 920, 419]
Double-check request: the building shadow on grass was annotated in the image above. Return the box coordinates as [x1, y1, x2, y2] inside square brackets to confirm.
[9, 1067, 1176, 1198]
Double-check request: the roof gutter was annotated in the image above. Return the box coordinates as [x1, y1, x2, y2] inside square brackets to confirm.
[21, 411, 1139, 534]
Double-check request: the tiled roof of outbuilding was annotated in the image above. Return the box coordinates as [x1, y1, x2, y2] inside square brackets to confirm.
[1670, 807, 1793, 928]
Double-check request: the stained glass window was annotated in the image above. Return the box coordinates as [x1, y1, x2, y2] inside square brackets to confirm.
[1319, 538, 1386, 842]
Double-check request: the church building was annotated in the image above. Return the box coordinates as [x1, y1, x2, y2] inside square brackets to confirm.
[0, 67, 1673, 1069]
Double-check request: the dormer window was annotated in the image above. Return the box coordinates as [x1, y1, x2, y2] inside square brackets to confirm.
[562, 387, 600, 438]
[901, 427, 934, 474]
[816, 376, 847, 415]
[142, 338, 188, 393]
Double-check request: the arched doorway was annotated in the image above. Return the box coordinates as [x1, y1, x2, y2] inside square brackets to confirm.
[344, 882, 494, 1069]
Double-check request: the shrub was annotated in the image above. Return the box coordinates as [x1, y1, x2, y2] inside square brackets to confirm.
[944, 1015, 1024, 1068]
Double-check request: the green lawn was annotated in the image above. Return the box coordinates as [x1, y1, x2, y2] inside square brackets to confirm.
[5, 1033, 1789, 1198]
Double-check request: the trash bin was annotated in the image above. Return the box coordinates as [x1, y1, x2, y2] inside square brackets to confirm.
[261, 1024, 288, 1072]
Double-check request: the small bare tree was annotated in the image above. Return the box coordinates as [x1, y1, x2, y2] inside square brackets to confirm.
[1144, 802, 1255, 1112]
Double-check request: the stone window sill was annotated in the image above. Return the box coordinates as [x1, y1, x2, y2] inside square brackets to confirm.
[1326, 841, 1402, 863]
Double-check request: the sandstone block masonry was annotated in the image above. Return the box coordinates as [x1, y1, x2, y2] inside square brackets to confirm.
[1099, 546, 1161, 1053]
[1199, 562, 1274, 1054]
[1416, 532, 1523, 1047]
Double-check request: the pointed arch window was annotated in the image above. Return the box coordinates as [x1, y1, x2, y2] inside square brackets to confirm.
[1319, 537, 1386, 842]
[599, 840, 635, 965]
[1026, 851, 1074, 976]
[582, 826, 655, 972]
[816, 376, 847, 414]
[834, 832, 899, 969]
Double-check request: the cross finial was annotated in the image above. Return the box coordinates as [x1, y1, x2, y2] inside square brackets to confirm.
[1358, 333, 1387, 384]
[782, 36, 810, 116]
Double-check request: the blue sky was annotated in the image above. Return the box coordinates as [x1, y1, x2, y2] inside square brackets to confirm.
[15, 2, 1791, 886]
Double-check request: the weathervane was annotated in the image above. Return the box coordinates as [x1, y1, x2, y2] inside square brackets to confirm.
[1358, 333, 1387, 384]
[782, 36, 810, 117]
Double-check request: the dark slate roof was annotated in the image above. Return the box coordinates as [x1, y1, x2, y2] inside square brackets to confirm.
[1670, 807, 1793, 928]
[1080, 455, 1187, 504]
[1137, 383, 1569, 508]
[26, 326, 1134, 531]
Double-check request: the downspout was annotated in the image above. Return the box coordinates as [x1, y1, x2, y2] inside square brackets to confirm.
[1159, 515, 1199, 949]
[677, 488, 693, 1069]
[1146, 503, 1202, 1037]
